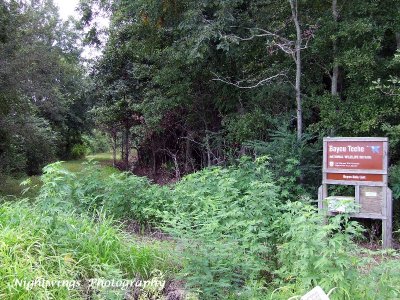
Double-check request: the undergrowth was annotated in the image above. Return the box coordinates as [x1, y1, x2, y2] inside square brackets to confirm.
[9, 158, 400, 299]
[0, 200, 172, 299]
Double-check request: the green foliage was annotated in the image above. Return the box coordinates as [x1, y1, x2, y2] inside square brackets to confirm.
[34, 158, 400, 300]
[390, 164, 400, 200]
[0, 115, 57, 175]
[162, 157, 280, 298]
[355, 258, 400, 300]
[38, 158, 281, 298]
[0, 175, 41, 199]
[389, 164, 400, 235]
[0, 200, 169, 299]
[274, 202, 363, 298]
[79, 169, 169, 224]
[84, 0, 400, 177]
[37, 162, 169, 225]
[70, 144, 89, 160]
[224, 109, 272, 144]
[3, 0, 400, 298]
[263, 202, 400, 300]
[245, 126, 320, 201]
[82, 130, 111, 154]
[0, 0, 89, 177]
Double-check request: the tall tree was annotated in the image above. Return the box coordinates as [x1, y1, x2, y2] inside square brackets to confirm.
[0, 0, 88, 175]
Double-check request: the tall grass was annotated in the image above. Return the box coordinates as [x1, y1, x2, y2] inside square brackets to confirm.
[0, 200, 171, 299]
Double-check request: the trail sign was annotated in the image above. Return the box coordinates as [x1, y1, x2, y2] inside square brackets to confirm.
[319, 137, 392, 248]
[323, 137, 388, 185]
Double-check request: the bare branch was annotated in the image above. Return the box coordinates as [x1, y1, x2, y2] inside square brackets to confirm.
[221, 26, 310, 59]
[211, 72, 286, 89]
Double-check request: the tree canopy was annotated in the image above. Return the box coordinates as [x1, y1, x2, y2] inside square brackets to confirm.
[1, 0, 399, 182]
[0, 0, 88, 175]
[87, 0, 399, 182]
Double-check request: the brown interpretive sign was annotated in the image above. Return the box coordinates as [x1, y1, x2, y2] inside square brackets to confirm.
[319, 137, 392, 249]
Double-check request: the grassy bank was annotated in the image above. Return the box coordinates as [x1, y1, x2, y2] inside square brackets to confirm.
[0, 201, 175, 299]
[0, 153, 179, 299]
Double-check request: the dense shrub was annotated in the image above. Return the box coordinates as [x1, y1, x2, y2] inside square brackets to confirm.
[38, 162, 169, 225]
[268, 204, 400, 300]
[37, 158, 282, 298]
[35, 159, 400, 300]
[389, 164, 400, 237]
[273, 202, 363, 298]
[355, 259, 400, 300]
[161, 156, 280, 298]
[78, 168, 170, 224]
[70, 143, 89, 160]
[245, 126, 321, 201]
[0, 116, 57, 176]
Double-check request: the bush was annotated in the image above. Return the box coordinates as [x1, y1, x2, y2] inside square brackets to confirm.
[0, 116, 57, 176]
[355, 258, 400, 300]
[70, 143, 89, 160]
[79, 168, 170, 224]
[38, 162, 169, 225]
[273, 202, 363, 298]
[37, 158, 281, 298]
[389, 164, 400, 236]
[244, 126, 320, 201]
[161, 157, 280, 299]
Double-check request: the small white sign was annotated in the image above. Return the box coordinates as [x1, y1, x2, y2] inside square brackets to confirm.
[326, 196, 356, 213]
[365, 192, 377, 197]
[301, 286, 330, 300]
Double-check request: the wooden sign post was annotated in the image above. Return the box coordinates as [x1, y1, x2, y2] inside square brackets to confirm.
[318, 137, 392, 248]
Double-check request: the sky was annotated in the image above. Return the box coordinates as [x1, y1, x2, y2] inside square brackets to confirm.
[53, 0, 109, 59]
[53, 0, 80, 21]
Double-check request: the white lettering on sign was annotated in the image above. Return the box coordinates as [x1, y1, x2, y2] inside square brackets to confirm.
[343, 174, 367, 180]
[329, 145, 365, 153]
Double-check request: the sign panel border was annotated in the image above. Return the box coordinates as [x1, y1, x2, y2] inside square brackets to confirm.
[323, 137, 388, 185]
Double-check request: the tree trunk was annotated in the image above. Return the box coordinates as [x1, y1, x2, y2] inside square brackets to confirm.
[121, 132, 125, 163]
[290, 0, 302, 142]
[152, 148, 156, 174]
[111, 131, 117, 167]
[185, 131, 193, 173]
[124, 126, 130, 169]
[331, 0, 339, 97]
[237, 100, 246, 156]
[171, 153, 181, 179]
[205, 131, 212, 167]
[396, 32, 400, 50]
